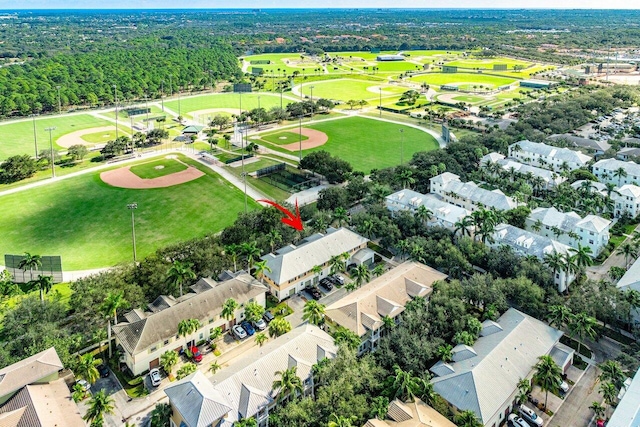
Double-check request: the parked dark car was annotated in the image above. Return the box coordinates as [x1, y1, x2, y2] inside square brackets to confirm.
[309, 287, 322, 300]
[240, 321, 255, 336]
[320, 278, 334, 291]
[263, 311, 275, 323]
[97, 364, 110, 378]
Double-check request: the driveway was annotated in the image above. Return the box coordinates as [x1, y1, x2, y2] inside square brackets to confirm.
[547, 365, 602, 427]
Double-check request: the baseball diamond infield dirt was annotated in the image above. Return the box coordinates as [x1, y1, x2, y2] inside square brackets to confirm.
[100, 163, 204, 189]
[280, 128, 328, 151]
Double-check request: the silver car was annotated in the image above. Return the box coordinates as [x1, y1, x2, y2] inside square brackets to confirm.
[149, 368, 162, 387]
[233, 324, 248, 339]
[253, 318, 267, 331]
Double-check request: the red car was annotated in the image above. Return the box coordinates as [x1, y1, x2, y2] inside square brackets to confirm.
[190, 346, 203, 363]
[597, 420, 605, 427]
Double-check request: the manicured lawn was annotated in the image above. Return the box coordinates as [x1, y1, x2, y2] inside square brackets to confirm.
[0, 114, 116, 159]
[129, 159, 188, 179]
[0, 154, 257, 270]
[0, 282, 72, 310]
[80, 129, 119, 144]
[259, 116, 439, 173]
[297, 79, 406, 102]
[163, 93, 290, 116]
[444, 57, 532, 69]
[410, 73, 518, 88]
[451, 95, 487, 103]
[259, 131, 308, 146]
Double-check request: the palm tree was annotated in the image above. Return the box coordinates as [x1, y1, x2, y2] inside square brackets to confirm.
[241, 241, 261, 271]
[332, 326, 361, 351]
[436, 344, 454, 363]
[562, 252, 579, 291]
[302, 300, 325, 326]
[614, 166, 628, 186]
[272, 366, 303, 402]
[76, 353, 102, 384]
[570, 244, 593, 270]
[235, 418, 258, 427]
[149, 403, 172, 427]
[568, 313, 597, 356]
[160, 350, 179, 375]
[351, 264, 371, 288]
[359, 219, 375, 239]
[599, 360, 626, 390]
[516, 378, 532, 405]
[221, 298, 239, 322]
[225, 244, 241, 272]
[617, 241, 639, 269]
[177, 318, 201, 347]
[266, 229, 282, 253]
[600, 381, 618, 418]
[333, 207, 349, 227]
[390, 365, 421, 402]
[547, 305, 572, 328]
[415, 205, 433, 226]
[372, 264, 385, 278]
[29, 274, 53, 302]
[533, 355, 562, 410]
[589, 401, 606, 421]
[544, 251, 565, 285]
[531, 219, 543, 232]
[399, 169, 415, 189]
[83, 390, 114, 427]
[101, 291, 127, 358]
[18, 252, 41, 282]
[268, 317, 292, 338]
[327, 414, 357, 427]
[454, 216, 473, 239]
[253, 260, 272, 284]
[329, 254, 346, 275]
[454, 410, 482, 427]
[255, 332, 268, 346]
[209, 361, 221, 374]
[166, 260, 196, 297]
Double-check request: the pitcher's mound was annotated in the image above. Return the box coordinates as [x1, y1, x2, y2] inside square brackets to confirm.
[101, 165, 204, 189]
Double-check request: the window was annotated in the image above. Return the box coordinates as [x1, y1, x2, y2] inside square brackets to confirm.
[149, 346, 158, 354]
[164, 339, 170, 346]
[589, 240, 594, 244]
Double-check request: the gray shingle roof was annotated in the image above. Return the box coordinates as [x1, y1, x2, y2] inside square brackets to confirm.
[511, 140, 592, 165]
[210, 325, 336, 424]
[608, 365, 640, 426]
[593, 158, 640, 178]
[492, 224, 572, 260]
[432, 174, 519, 211]
[494, 158, 564, 185]
[385, 190, 470, 226]
[431, 308, 563, 424]
[261, 228, 368, 285]
[0, 348, 62, 400]
[324, 262, 447, 336]
[617, 257, 640, 292]
[113, 274, 267, 355]
[164, 371, 233, 427]
[547, 134, 611, 152]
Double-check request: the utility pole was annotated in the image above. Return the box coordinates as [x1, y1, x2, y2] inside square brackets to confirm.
[56, 86, 62, 114]
[32, 114, 38, 158]
[310, 86, 315, 121]
[113, 84, 119, 139]
[379, 87, 382, 118]
[161, 80, 165, 112]
[299, 114, 303, 162]
[127, 203, 138, 264]
[45, 126, 57, 178]
[399, 129, 404, 165]
[241, 128, 248, 214]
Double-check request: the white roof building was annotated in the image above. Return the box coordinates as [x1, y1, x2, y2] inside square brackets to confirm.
[430, 308, 564, 427]
[508, 140, 592, 172]
[429, 173, 521, 212]
[592, 158, 640, 186]
[491, 224, 575, 292]
[616, 257, 640, 325]
[612, 184, 640, 218]
[608, 366, 640, 427]
[570, 180, 608, 197]
[385, 189, 470, 229]
[210, 324, 337, 426]
[526, 207, 611, 256]
[481, 152, 566, 189]
[261, 228, 372, 301]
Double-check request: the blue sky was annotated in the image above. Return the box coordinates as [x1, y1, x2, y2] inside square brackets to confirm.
[0, 1, 637, 9]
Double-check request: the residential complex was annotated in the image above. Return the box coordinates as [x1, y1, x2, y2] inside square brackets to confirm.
[490, 224, 575, 292]
[385, 189, 470, 229]
[525, 207, 611, 256]
[324, 261, 447, 354]
[481, 152, 566, 189]
[508, 140, 592, 172]
[616, 258, 640, 325]
[0, 347, 84, 427]
[430, 308, 566, 427]
[429, 172, 520, 212]
[260, 227, 373, 301]
[364, 398, 456, 427]
[612, 184, 640, 218]
[547, 134, 611, 156]
[113, 273, 267, 375]
[592, 158, 640, 186]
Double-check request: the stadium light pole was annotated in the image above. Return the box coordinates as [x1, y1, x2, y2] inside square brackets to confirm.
[127, 203, 138, 264]
[31, 114, 38, 158]
[161, 80, 165, 112]
[379, 87, 382, 118]
[113, 84, 119, 139]
[239, 91, 242, 119]
[399, 128, 404, 165]
[56, 86, 62, 114]
[299, 114, 303, 162]
[310, 86, 314, 121]
[257, 96, 261, 130]
[241, 128, 248, 214]
[45, 126, 56, 178]
[145, 94, 149, 130]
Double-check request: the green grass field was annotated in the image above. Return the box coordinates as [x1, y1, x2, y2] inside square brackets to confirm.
[163, 93, 291, 117]
[259, 117, 439, 173]
[259, 131, 309, 146]
[0, 114, 117, 160]
[297, 79, 406, 102]
[80, 129, 118, 144]
[444, 57, 532, 69]
[0, 155, 257, 269]
[129, 158, 188, 179]
[451, 95, 487, 103]
[410, 72, 518, 88]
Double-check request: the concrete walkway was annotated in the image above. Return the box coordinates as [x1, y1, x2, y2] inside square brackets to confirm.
[546, 365, 601, 427]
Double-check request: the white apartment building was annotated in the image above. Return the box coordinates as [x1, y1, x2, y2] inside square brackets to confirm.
[385, 189, 470, 229]
[526, 207, 611, 256]
[429, 172, 520, 212]
[592, 158, 640, 186]
[612, 184, 640, 218]
[508, 140, 592, 172]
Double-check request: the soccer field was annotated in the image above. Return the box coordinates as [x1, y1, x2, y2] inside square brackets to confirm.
[444, 57, 532, 70]
[163, 93, 291, 117]
[0, 114, 117, 160]
[297, 79, 406, 102]
[0, 155, 257, 269]
[409, 73, 518, 88]
[259, 117, 439, 173]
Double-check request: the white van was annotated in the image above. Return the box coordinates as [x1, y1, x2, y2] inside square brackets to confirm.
[519, 404, 543, 427]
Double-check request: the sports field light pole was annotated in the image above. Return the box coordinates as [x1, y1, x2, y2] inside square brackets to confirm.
[145, 94, 149, 130]
[299, 114, 303, 162]
[310, 86, 315, 121]
[257, 96, 261, 130]
[56, 86, 62, 114]
[31, 114, 38, 158]
[127, 203, 138, 264]
[113, 84, 119, 139]
[241, 127, 248, 213]
[379, 87, 382, 118]
[161, 80, 165, 112]
[45, 126, 56, 178]
[399, 128, 404, 165]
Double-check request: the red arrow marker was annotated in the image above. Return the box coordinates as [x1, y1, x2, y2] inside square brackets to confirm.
[258, 199, 304, 231]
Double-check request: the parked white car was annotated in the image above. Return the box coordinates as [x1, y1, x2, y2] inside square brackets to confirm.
[519, 404, 543, 426]
[508, 414, 530, 427]
[233, 324, 248, 339]
[149, 368, 162, 387]
[560, 381, 570, 393]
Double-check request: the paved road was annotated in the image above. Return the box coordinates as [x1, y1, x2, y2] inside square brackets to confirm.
[587, 223, 640, 281]
[547, 365, 601, 427]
